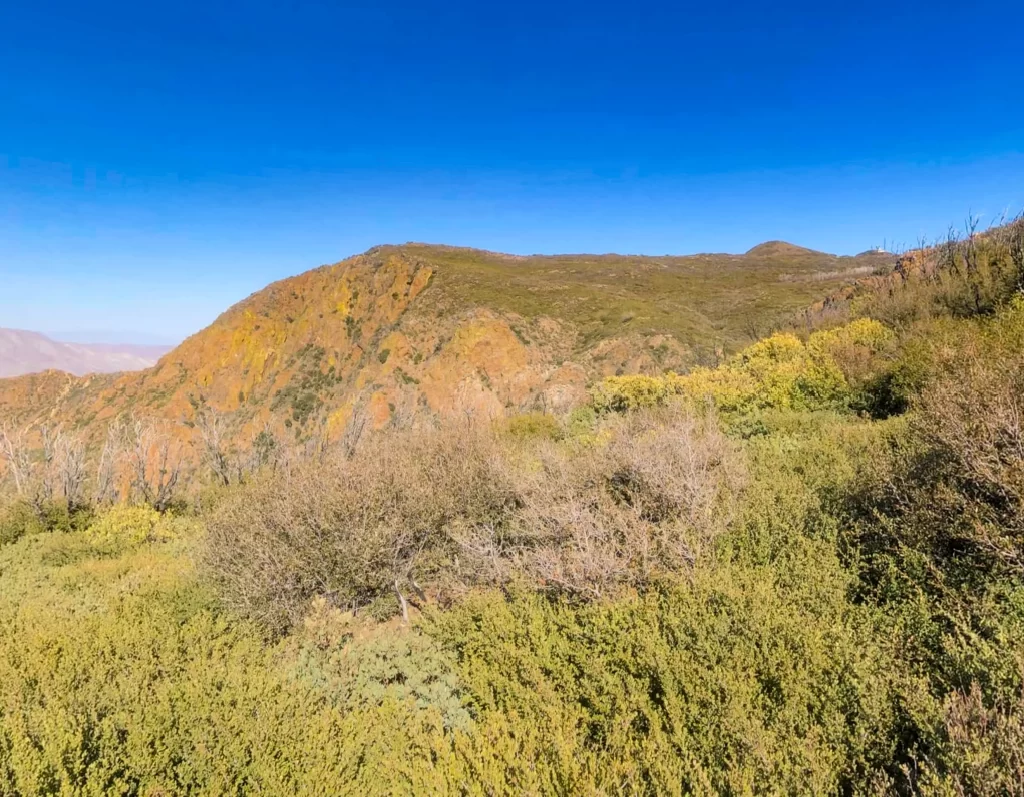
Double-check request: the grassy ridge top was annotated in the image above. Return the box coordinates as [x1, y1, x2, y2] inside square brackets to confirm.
[393, 242, 892, 351]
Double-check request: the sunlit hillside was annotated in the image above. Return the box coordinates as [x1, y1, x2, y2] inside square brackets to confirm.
[0, 242, 892, 470]
[1, 217, 1022, 794]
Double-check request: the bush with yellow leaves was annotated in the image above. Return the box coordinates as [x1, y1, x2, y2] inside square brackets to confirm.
[592, 318, 894, 417]
[84, 504, 184, 552]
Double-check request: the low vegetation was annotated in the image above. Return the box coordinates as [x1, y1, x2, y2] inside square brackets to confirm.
[205, 407, 740, 631]
[0, 218, 1023, 794]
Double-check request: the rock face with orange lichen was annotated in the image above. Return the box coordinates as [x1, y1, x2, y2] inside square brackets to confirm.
[0, 241, 892, 461]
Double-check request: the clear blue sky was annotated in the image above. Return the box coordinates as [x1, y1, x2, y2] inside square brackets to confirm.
[2, 0, 1023, 342]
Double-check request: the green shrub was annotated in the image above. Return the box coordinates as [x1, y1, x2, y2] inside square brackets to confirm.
[564, 404, 598, 439]
[0, 498, 93, 547]
[428, 560, 902, 794]
[591, 320, 894, 420]
[290, 602, 471, 731]
[0, 530, 475, 795]
[501, 411, 562, 441]
[0, 499, 43, 547]
[854, 298, 1024, 578]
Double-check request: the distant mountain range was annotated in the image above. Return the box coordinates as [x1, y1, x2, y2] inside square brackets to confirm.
[0, 328, 172, 378]
[45, 329, 180, 346]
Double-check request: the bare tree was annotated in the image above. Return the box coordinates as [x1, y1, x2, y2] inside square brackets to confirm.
[340, 408, 367, 460]
[125, 416, 182, 512]
[94, 420, 127, 504]
[963, 214, 983, 313]
[240, 423, 280, 479]
[0, 423, 32, 497]
[741, 317, 764, 343]
[50, 427, 86, 509]
[37, 425, 59, 504]
[941, 224, 963, 280]
[193, 403, 232, 486]
[2, 422, 87, 513]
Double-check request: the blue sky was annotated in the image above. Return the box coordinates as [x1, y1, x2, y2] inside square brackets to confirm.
[2, 0, 1023, 342]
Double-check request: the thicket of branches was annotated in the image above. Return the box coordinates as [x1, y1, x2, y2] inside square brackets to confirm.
[0, 415, 187, 540]
[204, 407, 742, 630]
[796, 212, 1024, 334]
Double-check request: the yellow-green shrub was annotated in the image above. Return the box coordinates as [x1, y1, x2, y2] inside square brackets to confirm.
[0, 530, 474, 796]
[82, 504, 193, 554]
[807, 316, 892, 358]
[84, 504, 163, 550]
[428, 561, 902, 794]
[500, 411, 562, 441]
[591, 320, 896, 420]
[807, 317, 894, 388]
[590, 372, 681, 413]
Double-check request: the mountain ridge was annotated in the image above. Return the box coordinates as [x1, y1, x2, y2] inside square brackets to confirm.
[0, 240, 893, 456]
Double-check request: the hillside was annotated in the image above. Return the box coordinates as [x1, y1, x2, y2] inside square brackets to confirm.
[0, 242, 892, 451]
[0, 328, 171, 378]
[1, 219, 1022, 793]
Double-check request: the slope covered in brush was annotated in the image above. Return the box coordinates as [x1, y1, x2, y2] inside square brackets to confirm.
[2, 221, 1022, 793]
[0, 241, 891, 453]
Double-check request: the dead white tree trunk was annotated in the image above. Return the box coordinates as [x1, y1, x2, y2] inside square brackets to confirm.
[0, 424, 31, 497]
[394, 579, 410, 624]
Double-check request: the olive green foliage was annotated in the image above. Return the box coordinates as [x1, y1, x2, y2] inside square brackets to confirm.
[0, 499, 43, 547]
[290, 599, 471, 731]
[430, 564, 899, 794]
[404, 242, 893, 355]
[500, 411, 563, 441]
[0, 497, 92, 548]
[0, 521, 480, 795]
